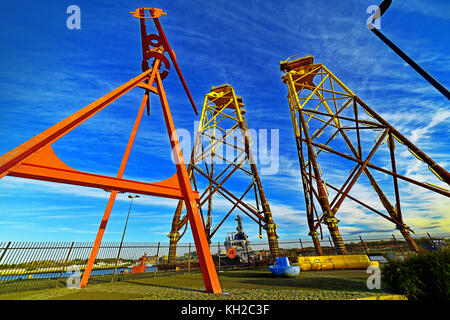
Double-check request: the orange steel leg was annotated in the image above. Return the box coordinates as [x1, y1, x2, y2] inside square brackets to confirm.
[155, 72, 222, 294]
[78, 61, 222, 293]
[0, 8, 222, 294]
[80, 92, 150, 288]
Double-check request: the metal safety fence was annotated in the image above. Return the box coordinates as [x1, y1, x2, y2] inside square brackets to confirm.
[0, 233, 447, 295]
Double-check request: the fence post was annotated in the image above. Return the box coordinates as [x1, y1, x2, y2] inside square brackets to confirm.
[111, 241, 125, 283]
[427, 233, 438, 251]
[154, 242, 160, 278]
[0, 241, 12, 288]
[188, 242, 191, 275]
[0, 241, 11, 264]
[59, 242, 75, 280]
[298, 238, 304, 252]
[359, 235, 369, 256]
[392, 234, 405, 258]
[217, 242, 220, 273]
[328, 236, 335, 255]
[246, 244, 250, 269]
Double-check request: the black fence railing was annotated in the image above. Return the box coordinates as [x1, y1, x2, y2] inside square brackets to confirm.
[0, 233, 447, 295]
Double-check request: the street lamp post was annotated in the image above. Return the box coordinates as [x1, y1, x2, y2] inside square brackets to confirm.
[111, 194, 140, 282]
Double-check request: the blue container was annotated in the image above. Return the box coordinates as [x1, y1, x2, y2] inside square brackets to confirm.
[269, 257, 300, 277]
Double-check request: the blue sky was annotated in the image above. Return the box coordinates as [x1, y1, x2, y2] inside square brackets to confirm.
[0, 0, 449, 244]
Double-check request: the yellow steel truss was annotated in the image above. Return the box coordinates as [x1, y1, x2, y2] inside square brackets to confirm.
[281, 55, 450, 254]
[167, 84, 280, 263]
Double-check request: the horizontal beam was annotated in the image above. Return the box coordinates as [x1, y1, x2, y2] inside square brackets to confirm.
[8, 163, 197, 200]
[305, 138, 450, 197]
[355, 96, 450, 185]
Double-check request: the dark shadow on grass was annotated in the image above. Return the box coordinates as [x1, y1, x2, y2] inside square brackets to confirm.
[222, 269, 368, 279]
[122, 280, 206, 294]
[239, 277, 372, 292]
[218, 270, 376, 292]
[219, 270, 275, 279]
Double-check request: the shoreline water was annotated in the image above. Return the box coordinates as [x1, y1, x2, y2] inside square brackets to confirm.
[0, 265, 157, 281]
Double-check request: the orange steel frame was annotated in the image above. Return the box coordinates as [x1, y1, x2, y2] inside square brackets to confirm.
[0, 8, 222, 294]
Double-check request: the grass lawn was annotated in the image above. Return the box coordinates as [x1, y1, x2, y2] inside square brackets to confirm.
[0, 268, 398, 300]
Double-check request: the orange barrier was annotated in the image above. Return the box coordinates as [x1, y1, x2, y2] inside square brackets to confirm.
[132, 255, 148, 274]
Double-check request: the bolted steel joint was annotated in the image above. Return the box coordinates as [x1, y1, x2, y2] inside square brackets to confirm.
[264, 223, 277, 232]
[323, 217, 339, 227]
[308, 231, 319, 238]
[167, 232, 180, 241]
[395, 224, 410, 233]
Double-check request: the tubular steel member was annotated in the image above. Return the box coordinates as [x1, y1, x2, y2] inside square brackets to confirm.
[280, 55, 450, 254]
[167, 84, 280, 264]
[0, 7, 222, 294]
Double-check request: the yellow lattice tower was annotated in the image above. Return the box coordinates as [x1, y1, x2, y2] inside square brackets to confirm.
[280, 55, 450, 255]
[167, 84, 280, 263]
